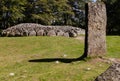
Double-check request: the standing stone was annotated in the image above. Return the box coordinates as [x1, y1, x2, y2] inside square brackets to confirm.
[84, 2, 107, 57]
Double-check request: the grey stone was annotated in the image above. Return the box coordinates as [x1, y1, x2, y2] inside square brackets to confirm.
[69, 30, 77, 37]
[95, 63, 120, 81]
[47, 30, 56, 36]
[15, 31, 21, 36]
[57, 30, 64, 36]
[63, 32, 69, 37]
[75, 29, 85, 35]
[23, 30, 29, 36]
[84, 2, 107, 57]
[8, 31, 15, 37]
[36, 29, 44, 36]
[1, 31, 7, 36]
[29, 31, 36, 36]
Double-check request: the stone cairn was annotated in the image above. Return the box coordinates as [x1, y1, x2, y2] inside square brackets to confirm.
[1, 23, 85, 37]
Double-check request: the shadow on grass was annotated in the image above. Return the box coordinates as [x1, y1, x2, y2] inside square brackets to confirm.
[29, 54, 86, 63]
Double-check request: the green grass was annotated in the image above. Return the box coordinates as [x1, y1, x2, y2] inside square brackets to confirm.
[106, 36, 120, 58]
[0, 36, 119, 81]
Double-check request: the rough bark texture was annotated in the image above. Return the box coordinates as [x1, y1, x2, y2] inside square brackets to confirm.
[85, 2, 107, 57]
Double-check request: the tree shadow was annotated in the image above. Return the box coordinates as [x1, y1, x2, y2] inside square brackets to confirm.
[29, 54, 86, 63]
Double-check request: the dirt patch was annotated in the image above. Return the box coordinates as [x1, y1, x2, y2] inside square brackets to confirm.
[89, 57, 120, 65]
[74, 36, 85, 42]
[99, 57, 120, 64]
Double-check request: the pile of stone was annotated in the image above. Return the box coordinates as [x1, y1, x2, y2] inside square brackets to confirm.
[1, 23, 85, 37]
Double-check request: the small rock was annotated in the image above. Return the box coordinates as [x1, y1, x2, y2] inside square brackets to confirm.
[63, 54, 67, 57]
[55, 61, 59, 64]
[86, 68, 91, 71]
[9, 73, 15, 76]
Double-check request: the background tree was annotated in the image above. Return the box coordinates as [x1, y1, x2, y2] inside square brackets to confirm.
[105, 0, 120, 35]
[0, 0, 89, 28]
[69, 0, 85, 28]
[0, 0, 120, 35]
[24, 0, 75, 25]
[0, 0, 26, 29]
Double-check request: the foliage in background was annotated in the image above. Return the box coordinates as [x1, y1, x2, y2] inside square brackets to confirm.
[0, 0, 27, 28]
[0, 0, 120, 35]
[105, 0, 120, 35]
[0, 0, 86, 28]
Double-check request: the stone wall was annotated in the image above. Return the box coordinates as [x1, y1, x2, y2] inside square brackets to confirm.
[1, 23, 85, 37]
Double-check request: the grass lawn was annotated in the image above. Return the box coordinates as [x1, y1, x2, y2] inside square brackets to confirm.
[106, 36, 120, 58]
[0, 36, 119, 81]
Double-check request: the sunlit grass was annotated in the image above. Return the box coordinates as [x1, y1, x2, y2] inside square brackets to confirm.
[106, 36, 120, 58]
[0, 36, 119, 81]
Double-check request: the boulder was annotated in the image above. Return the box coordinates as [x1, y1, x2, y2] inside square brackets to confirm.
[29, 31, 36, 36]
[22, 30, 29, 36]
[69, 30, 77, 37]
[95, 63, 120, 81]
[47, 30, 56, 36]
[15, 31, 21, 36]
[57, 30, 64, 36]
[8, 31, 15, 37]
[36, 29, 44, 36]
[63, 32, 69, 37]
